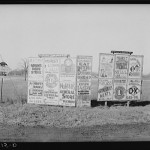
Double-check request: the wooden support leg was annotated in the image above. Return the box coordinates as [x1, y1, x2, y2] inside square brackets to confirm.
[127, 101, 130, 107]
[105, 101, 107, 107]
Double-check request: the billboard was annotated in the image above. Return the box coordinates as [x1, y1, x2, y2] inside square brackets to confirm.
[99, 54, 114, 78]
[126, 79, 141, 100]
[59, 57, 76, 106]
[97, 79, 113, 101]
[114, 54, 129, 79]
[43, 58, 60, 105]
[113, 79, 127, 100]
[128, 55, 143, 78]
[28, 58, 44, 81]
[28, 81, 44, 104]
[76, 56, 92, 106]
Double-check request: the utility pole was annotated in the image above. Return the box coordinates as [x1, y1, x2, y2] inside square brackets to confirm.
[1, 77, 3, 103]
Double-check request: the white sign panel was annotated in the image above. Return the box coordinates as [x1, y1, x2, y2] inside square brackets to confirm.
[28, 81, 44, 104]
[28, 58, 44, 81]
[97, 79, 113, 101]
[43, 58, 60, 105]
[99, 54, 114, 78]
[114, 54, 129, 79]
[59, 57, 76, 106]
[126, 79, 141, 100]
[76, 56, 92, 107]
[113, 79, 127, 100]
[128, 55, 143, 78]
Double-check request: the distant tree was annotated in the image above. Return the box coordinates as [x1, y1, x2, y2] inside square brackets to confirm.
[19, 58, 28, 81]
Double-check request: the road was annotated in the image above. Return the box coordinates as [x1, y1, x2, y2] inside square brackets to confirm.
[0, 123, 150, 142]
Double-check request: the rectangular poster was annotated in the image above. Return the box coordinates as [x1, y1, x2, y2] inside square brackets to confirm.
[99, 53, 114, 78]
[28, 57, 44, 81]
[97, 79, 113, 101]
[113, 79, 127, 100]
[126, 79, 141, 100]
[27, 81, 44, 104]
[128, 55, 143, 78]
[114, 54, 129, 79]
[76, 56, 92, 106]
[59, 57, 76, 106]
[43, 57, 60, 105]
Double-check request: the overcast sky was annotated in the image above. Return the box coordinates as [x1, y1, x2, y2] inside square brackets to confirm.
[0, 4, 150, 75]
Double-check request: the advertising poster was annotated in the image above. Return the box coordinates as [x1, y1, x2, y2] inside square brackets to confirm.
[27, 81, 44, 104]
[59, 81, 76, 106]
[43, 58, 60, 105]
[128, 55, 143, 78]
[114, 54, 129, 79]
[97, 79, 113, 101]
[60, 57, 76, 106]
[76, 56, 92, 107]
[113, 79, 127, 100]
[28, 57, 44, 81]
[99, 54, 114, 78]
[126, 79, 141, 100]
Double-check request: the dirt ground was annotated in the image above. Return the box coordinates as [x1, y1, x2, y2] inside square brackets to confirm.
[0, 122, 150, 142]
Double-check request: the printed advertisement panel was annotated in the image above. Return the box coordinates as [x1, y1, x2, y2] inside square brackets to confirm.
[59, 81, 76, 106]
[99, 54, 114, 78]
[126, 79, 141, 100]
[28, 81, 44, 104]
[128, 55, 143, 78]
[114, 54, 129, 79]
[60, 57, 76, 81]
[43, 58, 60, 105]
[113, 79, 127, 100]
[28, 58, 44, 81]
[77, 56, 92, 82]
[97, 79, 113, 101]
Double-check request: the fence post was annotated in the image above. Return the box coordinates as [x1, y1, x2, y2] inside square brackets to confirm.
[1, 77, 3, 103]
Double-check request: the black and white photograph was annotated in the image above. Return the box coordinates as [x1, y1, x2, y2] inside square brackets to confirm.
[0, 4, 150, 144]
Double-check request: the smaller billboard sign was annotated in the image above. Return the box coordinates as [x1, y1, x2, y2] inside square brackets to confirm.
[126, 79, 141, 100]
[114, 54, 129, 79]
[113, 79, 127, 100]
[128, 55, 143, 78]
[99, 54, 114, 78]
[97, 79, 113, 101]
[28, 81, 44, 104]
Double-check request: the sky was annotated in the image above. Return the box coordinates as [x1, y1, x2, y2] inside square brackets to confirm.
[0, 4, 150, 75]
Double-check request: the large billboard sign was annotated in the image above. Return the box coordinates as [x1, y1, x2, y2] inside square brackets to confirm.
[99, 54, 114, 78]
[59, 57, 76, 106]
[76, 56, 92, 107]
[113, 79, 127, 100]
[128, 55, 143, 78]
[97, 79, 113, 101]
[126, 79, 141, 100]
[43, 58, 60, 105]
[114, 54, 129, 79]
